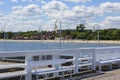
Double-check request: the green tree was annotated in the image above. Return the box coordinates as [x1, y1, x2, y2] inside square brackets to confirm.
[0, 32, 3, 39]
[7, 32, 14, 39]
[111, 30, 120, 40]
[76, 24, 86, 32]
[71, 31, 77, 39]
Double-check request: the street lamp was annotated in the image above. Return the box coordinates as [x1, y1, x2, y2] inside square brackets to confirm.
[1, 25, 6, 41]
[93, 24, 100, 46]
[55, 20, 62, 49]
[38, 25, 42, 40]
[40, 25, 42, 40]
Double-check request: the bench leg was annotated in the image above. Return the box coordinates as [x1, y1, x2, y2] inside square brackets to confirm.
[110, 63, 112, 70]
[99, 64, 102, 72]
[62, 71, 64, 78]
[118, 63, 120, 67]
[36, 75, 38, 80]
[53, 72, 59, 77]
[69, 70, 72, 79]
[43, 74, 47, 80]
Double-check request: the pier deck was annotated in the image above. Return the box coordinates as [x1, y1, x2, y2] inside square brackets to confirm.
[0, 46, 120, 80]
[83, 69, 120, 80]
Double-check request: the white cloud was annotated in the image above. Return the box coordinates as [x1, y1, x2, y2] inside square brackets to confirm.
[11, 0, 33, 2]
[1, 1, 120, 31]
[12, 4, 41, 18]
[72, 6, 103, 18]
[0, 13, 3, 17]
[12, 6, 23, 10]
[0, 4, 43, 32]
[11, 0, 18, 2]
[42, 1, 68, 11]
[0, 14, 43, 31]
[40, 0, 46, 4]
[44, 5, 103, 26]
[100, 2, 120, 13]
[21, 0, 27, 2]
[88, 16, 120, 29]
[64, 0, 91, 3]
[0, 1, 3, 5]
[101, 16, 120, 29]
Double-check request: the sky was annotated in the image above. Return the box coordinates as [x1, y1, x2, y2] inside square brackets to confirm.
[0, 0, 120, 32]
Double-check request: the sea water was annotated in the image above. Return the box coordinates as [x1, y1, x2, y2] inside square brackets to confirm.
[0, 41, 120, 51]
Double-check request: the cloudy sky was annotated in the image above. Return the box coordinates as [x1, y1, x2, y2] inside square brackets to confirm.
[0, 0, 120, 32]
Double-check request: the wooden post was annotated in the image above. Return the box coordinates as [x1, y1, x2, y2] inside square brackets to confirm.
[52, 55, 60, 77]
[25, 55, 32, 80]
[74, 53, 79, 73]
[92, 49, 96, 70]
[110, 63, 112, 70]
[99, 63, 102, 72]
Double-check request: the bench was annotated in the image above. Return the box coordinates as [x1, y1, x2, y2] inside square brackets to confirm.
[30, 59, 73, 79]
[98, 58, 120, 72]
[0, 71, 26, 79]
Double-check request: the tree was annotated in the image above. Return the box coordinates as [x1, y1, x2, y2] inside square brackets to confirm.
[71, 32, 77, 39]
[7, 32, 14, 39]
[76, 24, 86, 32]
[111, 30, 120, 40]
[0, 32, 3, 39]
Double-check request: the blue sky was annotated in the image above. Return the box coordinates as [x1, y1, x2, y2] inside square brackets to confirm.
[0, 0, 120, 31]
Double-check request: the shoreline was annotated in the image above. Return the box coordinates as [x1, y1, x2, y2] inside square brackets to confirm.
[0, 39, 120, 44]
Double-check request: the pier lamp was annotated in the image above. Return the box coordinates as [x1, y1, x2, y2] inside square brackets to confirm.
[38, 25, 42, 40]
[55, 20, 62, 49]
[1, 25, 6, 41]
[93, 24, 100, 46]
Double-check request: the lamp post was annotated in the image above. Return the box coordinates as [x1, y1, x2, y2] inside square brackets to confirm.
[93, 24, 100, 46]
[40, 25, 42, 40]
[1, 25, 6, 41]
[38, 25, 42, 40]
[55, 20, 62, 49]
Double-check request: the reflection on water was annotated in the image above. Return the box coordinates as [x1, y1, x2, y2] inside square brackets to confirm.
[0, 41, 120, 51]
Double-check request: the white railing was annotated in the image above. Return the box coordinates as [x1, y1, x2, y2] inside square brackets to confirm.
[0, 46, 120, 80]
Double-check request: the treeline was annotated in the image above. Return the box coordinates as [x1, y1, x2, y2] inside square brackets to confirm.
[62, 29, 120, 40]
[0, 28, 120, 40]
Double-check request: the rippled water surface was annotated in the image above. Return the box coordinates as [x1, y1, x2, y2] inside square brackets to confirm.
[0, 41, 120, 51]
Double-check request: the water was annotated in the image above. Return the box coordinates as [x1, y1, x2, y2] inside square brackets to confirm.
[0, 41, 120, 51]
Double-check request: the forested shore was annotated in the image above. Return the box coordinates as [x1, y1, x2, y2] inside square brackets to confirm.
[0, 25, 120, 40]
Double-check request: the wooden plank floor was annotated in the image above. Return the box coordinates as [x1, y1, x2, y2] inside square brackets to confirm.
[83, 69, 120, 80]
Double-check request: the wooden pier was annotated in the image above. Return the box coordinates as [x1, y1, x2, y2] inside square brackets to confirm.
[0, 46, 120, 80]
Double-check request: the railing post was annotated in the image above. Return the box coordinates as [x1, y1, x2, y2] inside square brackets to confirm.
[92, 49, 96, 70]
[110, 63, 112, 70]
[74, 53, 79, 73]
[52, 54, 60, 77]
[25, 55, 32, 80]
[99, 63, 102, 72]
